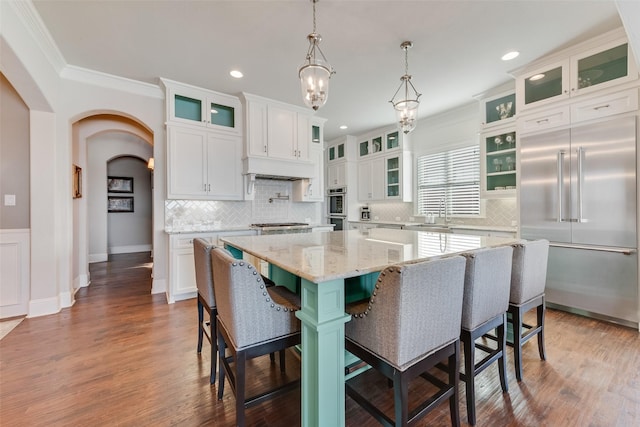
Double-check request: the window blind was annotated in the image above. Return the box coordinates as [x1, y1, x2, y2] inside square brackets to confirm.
[416, 145, 480, 216]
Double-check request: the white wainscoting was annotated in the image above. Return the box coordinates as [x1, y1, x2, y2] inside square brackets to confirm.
[0, 229, 30, 318]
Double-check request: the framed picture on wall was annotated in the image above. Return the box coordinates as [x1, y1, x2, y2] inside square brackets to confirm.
[73, 164, 82, 199]
[108, 196, 134, 213]
[107, 176, 133, 193]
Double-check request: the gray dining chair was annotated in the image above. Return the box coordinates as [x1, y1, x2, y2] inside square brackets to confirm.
[345, 255, 467, 427]
[459, 245, 513, 425]
[509, 239, 549, 381]
[211, 247, 301, 427]
[193, 237, 217, 384]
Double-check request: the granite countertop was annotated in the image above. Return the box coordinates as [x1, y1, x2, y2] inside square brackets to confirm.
[165, 223, 334, 235]
[349, 220, 517, 233]
[221, 228, 520, 284]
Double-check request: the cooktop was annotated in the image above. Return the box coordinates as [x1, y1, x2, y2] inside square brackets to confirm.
[250, 222, 309, 227]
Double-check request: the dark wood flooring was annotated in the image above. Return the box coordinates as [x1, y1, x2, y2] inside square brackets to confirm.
[1, 252, 638, 426]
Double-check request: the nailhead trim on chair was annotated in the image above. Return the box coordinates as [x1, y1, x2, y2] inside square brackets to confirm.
[354, 268, 402, 318]
[230, 261, 299, 312]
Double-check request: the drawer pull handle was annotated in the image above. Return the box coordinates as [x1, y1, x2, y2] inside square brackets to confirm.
[536, 118, 549, 124]
[593, 104, 610, 111]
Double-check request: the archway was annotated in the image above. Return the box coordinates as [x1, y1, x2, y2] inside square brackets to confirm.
[72, 114, 153, 291]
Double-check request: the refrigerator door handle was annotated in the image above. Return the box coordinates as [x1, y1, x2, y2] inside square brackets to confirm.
[556, 150, 566, 222]
[549, 242, 636, 255]
[576, 146, 588, 223]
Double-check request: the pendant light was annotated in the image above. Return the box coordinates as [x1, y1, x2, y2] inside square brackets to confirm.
[299, 0, 335, 111]
[389, 41, 422, 134]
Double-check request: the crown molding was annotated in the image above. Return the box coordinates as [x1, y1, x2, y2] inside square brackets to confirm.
[8, 0, 66, 74]
[62, 65, 164, 99]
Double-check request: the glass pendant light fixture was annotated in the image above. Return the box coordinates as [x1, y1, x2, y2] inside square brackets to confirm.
[389, 41, 422, 134]
[299, 0, 335, 111]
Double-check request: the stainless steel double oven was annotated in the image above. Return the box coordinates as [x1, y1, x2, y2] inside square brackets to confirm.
[327, 187, 346, 231]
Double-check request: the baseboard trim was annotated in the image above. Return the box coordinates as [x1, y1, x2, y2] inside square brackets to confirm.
[151, 278, 166, 295]
[109, 244, 152, 255]
[89, 253, 108, 263]
[28, 297, 60, 318]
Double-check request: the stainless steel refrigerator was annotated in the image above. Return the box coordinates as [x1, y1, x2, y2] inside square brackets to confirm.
[519, 115, 638, 327]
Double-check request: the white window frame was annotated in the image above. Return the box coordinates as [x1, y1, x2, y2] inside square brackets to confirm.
[415, 144, 481, 218]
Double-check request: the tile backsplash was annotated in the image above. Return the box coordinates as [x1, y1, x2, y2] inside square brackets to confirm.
[165, 179, 321, 231]
[364, 198, 517, 227]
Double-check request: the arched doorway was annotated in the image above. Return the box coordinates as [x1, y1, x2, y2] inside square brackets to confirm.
[72, 114, 153, 292]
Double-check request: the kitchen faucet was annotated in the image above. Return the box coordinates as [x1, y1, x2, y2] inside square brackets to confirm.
[439, 197, 450, 223]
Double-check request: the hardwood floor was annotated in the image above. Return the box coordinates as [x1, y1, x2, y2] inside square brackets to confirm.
[1, 252, 638, 426]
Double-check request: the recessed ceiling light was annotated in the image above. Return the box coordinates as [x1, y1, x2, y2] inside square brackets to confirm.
[501, 51, 520, 61]
[339, 125, 348, 130]
[230, 70, 243, 78]
[529, 73, 545, 81]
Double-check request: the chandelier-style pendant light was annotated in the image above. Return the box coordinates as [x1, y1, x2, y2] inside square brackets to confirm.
[299, 0, 335, 111]
[389, 41, 422, 134]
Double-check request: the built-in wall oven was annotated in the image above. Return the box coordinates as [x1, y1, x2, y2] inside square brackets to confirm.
[327, 187, 347, 231]
[328, 215, 345, 231]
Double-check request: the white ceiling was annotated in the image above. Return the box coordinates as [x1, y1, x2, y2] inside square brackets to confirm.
[32, 0, 625, 140]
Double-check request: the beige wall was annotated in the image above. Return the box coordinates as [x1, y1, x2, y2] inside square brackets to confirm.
[0, 73, 30, 229]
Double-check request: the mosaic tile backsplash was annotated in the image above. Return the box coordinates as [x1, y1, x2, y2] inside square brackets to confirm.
[165, 179, 321, 231]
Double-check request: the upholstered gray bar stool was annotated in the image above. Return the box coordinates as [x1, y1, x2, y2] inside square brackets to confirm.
[193, 238, 217, 384]
[345, 255, 467, 427]
[459, 245, 513, 425]
[509, 239, 549, 381]
[211, 247, 301, 427]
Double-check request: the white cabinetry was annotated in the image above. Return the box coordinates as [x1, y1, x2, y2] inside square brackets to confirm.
[354, 126, 412, 202]
[357, 152, 412, 202]
[162, 78, 242, 134]
[167, 125, 243, 200]
[327, 162, 347, 188]
[513, 30, 637, 112]
[293, 145, 324, 201]
[242, 93, 313, 161]
[294, 118, 326, 202]
[358, 157, 385, 201]
[168, 230, 257, 303]
[162, 79, 244, 200]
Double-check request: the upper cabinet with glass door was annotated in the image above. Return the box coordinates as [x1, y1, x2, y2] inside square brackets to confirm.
[161, 78, 242, 135]
[514, 30, 637, 112]
[358, 128, 407, 159]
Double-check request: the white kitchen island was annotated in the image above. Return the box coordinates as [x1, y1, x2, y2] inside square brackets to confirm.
[221, 229, 520, 427]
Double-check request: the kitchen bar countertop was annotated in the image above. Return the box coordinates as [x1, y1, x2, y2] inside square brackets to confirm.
[221, 228, 519, 284]
[164, 223, 333, 234]
[349, 220, 517, 233]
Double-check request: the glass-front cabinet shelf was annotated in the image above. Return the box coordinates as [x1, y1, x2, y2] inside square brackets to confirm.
[359, 136, 383, 157]
[359, 139, 369, 157]
[386, 155, 400, 198]
[517, 37, 637, 111]
[519, 61, 569, 110]
[483, 130, 516, 195]
[482, 92, 516, 128]
[166, 82, 241, 134]
[386, 131, 400, 150]
[328, 142, 344, 162]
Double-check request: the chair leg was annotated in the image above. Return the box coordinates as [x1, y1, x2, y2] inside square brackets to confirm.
[279, 349, 286, 373]
[511, 306, 524, 382]
[269, 352, 275, 363]
[537, 301, 547, 361]
[393, 371, 408, 427]
[217, 331, 225, 400]
[236, 351, 246, 427]
[449, 343, 461, 427]
[497, 314, 509, 393]
[197, 299, 204, 354]
[461, 329, 476, 425]
[209, 308, 216, 384]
